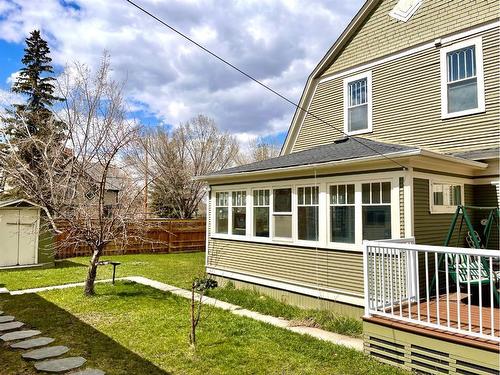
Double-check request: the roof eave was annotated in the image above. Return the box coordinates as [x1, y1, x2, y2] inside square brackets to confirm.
[196, 149, 419, 182]
[196, 148, 488, 182]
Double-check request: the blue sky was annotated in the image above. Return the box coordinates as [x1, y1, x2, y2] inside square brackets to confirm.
[0, 0, 363, 147]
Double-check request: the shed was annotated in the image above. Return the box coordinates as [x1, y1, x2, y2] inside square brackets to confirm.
[0, 199, 53, 268]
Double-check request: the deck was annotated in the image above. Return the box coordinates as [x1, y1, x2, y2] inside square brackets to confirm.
[369, 292, 500, 351]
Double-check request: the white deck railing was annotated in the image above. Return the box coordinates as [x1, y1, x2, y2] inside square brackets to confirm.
[363, 239, 500, 342]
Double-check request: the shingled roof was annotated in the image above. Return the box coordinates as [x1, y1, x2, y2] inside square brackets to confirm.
[208, 137, 419, 176]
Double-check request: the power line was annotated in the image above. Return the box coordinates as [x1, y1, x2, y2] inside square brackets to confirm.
[124, 0, 407, 170]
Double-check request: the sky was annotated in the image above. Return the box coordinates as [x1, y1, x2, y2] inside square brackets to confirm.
[0, 0, 364, 147]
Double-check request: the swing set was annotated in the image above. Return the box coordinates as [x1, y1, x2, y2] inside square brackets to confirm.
[433, 205, 500, 305]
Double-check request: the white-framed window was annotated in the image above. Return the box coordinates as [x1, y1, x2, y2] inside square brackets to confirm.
[430, 181, 463, 214]
[297, 186, 319, 241]
[215, 192, 229, 234]
[273, 187, 292, 239]
[253, 189, 270, 237]
[440, 37, 485, 119]
[361, 182, 392, 240]
[231, 191, 247, 235]
[329, 184, 355, 244]
[344, 71, 372, 135]
[210, 174, 401, 251]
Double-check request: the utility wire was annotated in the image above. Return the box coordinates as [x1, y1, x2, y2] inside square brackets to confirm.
[124, 0, 407, 170]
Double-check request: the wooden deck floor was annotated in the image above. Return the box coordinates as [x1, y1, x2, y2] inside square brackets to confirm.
[374, 292, 500, 351]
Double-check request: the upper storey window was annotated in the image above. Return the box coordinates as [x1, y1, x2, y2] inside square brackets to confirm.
[440, 37, 485, 119]
[344, 72, 372, 135]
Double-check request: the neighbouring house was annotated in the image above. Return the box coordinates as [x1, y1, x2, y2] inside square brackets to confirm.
[0, 199, 54, 268]
[199, 0, 499, 373]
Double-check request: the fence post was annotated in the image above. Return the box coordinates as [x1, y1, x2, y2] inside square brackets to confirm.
[363, 240, 371, 317]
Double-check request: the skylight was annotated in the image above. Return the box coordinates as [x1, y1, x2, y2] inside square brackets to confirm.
[389, 0, 423, 22]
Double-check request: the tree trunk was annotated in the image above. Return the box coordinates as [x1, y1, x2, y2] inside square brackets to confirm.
[189, 284, 196, 346]
[84, 248, 101, 296]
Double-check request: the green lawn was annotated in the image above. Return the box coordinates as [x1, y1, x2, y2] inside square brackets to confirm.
[0, 252, 206, 291]
[0, 281, 406, 375]
[0, 253, 361, 337]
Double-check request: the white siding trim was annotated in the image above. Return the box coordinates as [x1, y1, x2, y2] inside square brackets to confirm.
[319, 21, 499, 84]
[206, 266, 365, 306]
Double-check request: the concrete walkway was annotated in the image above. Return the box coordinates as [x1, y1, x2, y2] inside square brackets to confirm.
[9, 276, 364, 351]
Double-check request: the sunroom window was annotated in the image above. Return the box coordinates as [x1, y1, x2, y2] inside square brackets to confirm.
[273, 188, 292, 239]
[344, 72, 372, 135]
[297, 186, 319, 241]
[330, 184, 355, 244]
[362, 182, 391, 240]
[232, 191, 246, 235]
[441, 38, 484, 118]
[215, 192, 229, 234]
[253, 189, 270, 237]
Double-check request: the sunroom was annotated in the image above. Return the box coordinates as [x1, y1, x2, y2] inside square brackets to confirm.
[202, 137, 490, 298]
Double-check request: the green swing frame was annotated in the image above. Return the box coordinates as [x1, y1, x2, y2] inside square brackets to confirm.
[432, 205, 500, 305]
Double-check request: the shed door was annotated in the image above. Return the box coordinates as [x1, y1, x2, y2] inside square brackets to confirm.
[0, 209, 39, 267]
[0, 210, 20, 266]
[18, 209, 39, 265]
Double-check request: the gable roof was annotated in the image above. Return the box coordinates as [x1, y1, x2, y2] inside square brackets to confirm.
[0, 199, 44, 209]
[206, 137, 418, 177]
[281, 0, 380, 155]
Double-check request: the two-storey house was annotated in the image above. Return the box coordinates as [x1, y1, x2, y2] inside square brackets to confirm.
[199, 1, 499, 372]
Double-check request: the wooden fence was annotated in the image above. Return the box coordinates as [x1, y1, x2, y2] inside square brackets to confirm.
[55, 219, 206, 259]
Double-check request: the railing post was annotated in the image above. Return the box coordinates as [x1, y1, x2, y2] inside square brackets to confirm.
[363, 240, 371, 317]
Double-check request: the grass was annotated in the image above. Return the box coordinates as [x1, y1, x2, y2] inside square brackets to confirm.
[0, 252, 206, 291]
[0, 281, 407, 375]
[0, 252, 361, 337]
[208, 283, 363, 337]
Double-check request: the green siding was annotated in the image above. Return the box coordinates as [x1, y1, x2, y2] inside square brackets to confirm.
[414, 178, 498, 250]
[324, 0, 499, 76]
[413, 178, 474, 247]
[293, 27, 499, 154]
[212, 275, 364, 319]
[207, 238, 364, 297]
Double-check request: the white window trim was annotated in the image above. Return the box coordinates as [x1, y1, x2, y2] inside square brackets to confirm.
[343, 71, 373, 136]
[209, 172, 402, 252]
[251, 188, 270, 238]
[272, 186, 294, 243]
[429, 179, 464, 214]
[327, 183, 357, 248]
[440, 37, 485, 119]
[295, 184, 321, 246]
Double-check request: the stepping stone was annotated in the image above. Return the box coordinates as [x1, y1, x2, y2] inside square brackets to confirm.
[70, 369, 106, 375]
[0, 321, 24, 331]
[22, 345, 70, 360]
[0, 315, 15, 323]
[11, 337, 55, 349]
[1, 330, 41, 341]
[35, 357, 86, 373]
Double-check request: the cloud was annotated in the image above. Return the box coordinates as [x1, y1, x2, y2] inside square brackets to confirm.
[0, 0, 363, 141]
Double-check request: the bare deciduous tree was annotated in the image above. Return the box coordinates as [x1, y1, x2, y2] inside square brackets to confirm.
[131, 115, 239, 219]
[0, 55, 147, 296]
[237, 137, 281, 165]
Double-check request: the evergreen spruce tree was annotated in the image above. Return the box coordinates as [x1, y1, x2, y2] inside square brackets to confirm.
[7, 29, 62, 139]
[1, 30, 63, 197]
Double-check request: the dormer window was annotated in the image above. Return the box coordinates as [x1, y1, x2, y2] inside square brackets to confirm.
[344, 72, 372, 135]
[440, 37, 485, 119]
